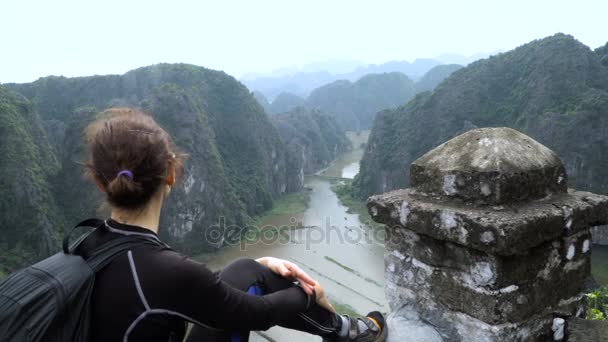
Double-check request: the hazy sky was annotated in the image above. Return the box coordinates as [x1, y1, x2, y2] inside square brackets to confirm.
[1, 0, 606, 83]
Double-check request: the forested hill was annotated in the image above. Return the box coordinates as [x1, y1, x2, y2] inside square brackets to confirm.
[307, 72, 417, 130]
[259, 67, 462, 129]
[269, 92, 307, 114]
[354, 33, 608, 198]
[1, 64, 348, 273]
[415, 64, 463, 93]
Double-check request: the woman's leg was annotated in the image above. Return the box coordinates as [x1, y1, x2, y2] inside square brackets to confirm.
[186, 258, 342, 342]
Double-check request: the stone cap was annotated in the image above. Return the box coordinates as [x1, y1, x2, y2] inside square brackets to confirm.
[368, 188, 608, 255]
[410, 127, 567, 205]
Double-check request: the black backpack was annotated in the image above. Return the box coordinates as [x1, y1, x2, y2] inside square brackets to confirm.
[0, 218, 164, 342]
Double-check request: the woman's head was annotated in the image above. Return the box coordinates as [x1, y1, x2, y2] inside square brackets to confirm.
[85, 108, 183, 209]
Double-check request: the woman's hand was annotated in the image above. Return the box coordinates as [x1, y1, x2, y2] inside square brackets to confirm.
[313, 282, 336, 313]
[256, 257, 316, 295]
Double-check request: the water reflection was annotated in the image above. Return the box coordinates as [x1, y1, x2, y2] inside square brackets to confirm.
[341, 161, 360, 179]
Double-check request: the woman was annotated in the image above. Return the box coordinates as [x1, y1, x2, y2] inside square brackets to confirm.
[76, 108, 387, 342]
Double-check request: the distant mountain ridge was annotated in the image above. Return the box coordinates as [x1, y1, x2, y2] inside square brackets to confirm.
[260, 66, 463, 131]
[242, 53, 493, 100]
[307, 72, 418, 131]
[353, 33, 608, 199]
[242, 60, 436, 100]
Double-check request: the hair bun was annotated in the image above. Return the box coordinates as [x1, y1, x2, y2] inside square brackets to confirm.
[85, 108, 184, 209]
[106, 174, 144, 206]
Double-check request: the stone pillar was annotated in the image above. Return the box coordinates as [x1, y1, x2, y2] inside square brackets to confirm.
[368, 128, 608, 341]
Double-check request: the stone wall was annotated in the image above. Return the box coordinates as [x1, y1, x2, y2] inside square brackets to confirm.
[368, 128, 608, 341]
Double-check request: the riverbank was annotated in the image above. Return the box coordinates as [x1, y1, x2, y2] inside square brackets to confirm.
[318, 131, 369, 178]
[252, 190, 310, 226]
[197, 129, 387, 341]
[330, 179, 379, 231]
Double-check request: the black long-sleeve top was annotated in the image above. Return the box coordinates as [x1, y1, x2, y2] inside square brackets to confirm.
[75, 219, 310, 342]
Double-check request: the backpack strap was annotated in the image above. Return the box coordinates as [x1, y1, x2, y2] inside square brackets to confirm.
[63, 218, 105, 254]
[85, 236, 163, 272]
[62, 218, 168, 272]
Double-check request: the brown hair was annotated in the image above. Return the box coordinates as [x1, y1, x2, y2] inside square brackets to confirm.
[85, 108, 184, 209]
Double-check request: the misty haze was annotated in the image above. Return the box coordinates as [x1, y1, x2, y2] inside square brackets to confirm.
[1, 1, 608, 341]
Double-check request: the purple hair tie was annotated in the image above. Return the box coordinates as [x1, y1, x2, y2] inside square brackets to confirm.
[116, 170, 134, 179]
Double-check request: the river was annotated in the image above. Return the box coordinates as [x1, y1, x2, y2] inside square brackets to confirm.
[204, 131, 386, 341]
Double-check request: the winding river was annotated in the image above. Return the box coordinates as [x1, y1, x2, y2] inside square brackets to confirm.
[204, 131, 387, 341]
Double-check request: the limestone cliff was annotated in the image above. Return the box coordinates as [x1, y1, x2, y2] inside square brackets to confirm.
[355, 34, 608, 198]
[0, 86, 64, 275]
[4, 64, 299, 256]
[272, 107, 350, 191]
[307, 72, 417, 131]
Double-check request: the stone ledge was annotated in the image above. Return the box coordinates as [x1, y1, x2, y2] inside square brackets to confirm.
[385, 246, 588, 323]
[384, 284, 572, 342]
[410, 127, 567, 205]
[369, 189, 608, 255]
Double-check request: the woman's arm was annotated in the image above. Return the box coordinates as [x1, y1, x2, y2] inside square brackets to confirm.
[146, 250, 311, 331]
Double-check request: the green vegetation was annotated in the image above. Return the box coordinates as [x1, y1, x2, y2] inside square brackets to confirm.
[252, 191, 310, 225]
[331, 180, 381, 231]
[586, 287, 608, 320]
[0, 86, 65, 274]
[7, 64, 285, 255]
[354, 33, 608, 198]
[0, 63, 348, 272]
